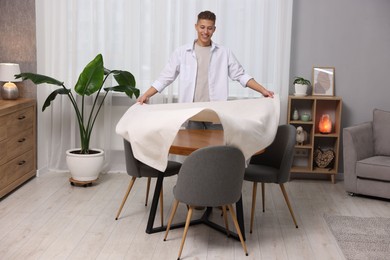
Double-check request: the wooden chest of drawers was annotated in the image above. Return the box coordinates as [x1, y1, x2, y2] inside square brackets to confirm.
[0, 99, 36, 198]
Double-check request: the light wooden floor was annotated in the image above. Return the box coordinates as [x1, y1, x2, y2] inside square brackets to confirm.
[1, 172, 389, 260]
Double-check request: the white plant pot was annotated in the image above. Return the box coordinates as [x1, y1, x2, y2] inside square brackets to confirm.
[66, 148, 104, 181]
[294, 83, 308, 95]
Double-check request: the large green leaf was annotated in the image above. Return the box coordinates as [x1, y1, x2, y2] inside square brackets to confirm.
[104, 85, 140, 98]
[15, 73, 63, 86]
[125, 87, 140, 98]
[74, 54, 104, 96]
[103, 70, 138, 98]
[42, 88, 71, 111]
[113, 70, 136, 88]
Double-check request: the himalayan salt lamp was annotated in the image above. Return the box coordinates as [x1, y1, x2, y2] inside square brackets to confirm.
[319, 114, 332, 134]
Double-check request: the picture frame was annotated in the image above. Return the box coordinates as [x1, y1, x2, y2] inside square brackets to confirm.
[312, 67, 335, 96]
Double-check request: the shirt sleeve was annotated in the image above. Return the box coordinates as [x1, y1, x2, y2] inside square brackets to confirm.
[227, 50, 253, 87]
[152, 48, 181, 93]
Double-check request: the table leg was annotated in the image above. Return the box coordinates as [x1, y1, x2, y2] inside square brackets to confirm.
[199, 196, 245, 241]
[145, 173, 202, 234]
[145, 174, 164, 233]
[145, 178, 245, 242]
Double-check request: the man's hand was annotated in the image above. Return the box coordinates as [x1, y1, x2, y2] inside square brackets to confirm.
[137, 87, 158, 105]
[262, 89, 274, 98]
[246, 79, 274, 98]
[137, 94, 149, 104]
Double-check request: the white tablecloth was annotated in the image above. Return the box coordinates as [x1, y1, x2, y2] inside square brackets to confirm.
[116, 96, 280, 171]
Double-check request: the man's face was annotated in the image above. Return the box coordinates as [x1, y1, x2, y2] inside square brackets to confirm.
[195, 19, 216, 46]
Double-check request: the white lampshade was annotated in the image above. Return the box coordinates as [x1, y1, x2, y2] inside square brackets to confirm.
[0, 63, 21, 100]
[0, 63, 22, 82]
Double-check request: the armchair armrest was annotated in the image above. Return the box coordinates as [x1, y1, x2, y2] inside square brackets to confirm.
[343, 122, 374, 192]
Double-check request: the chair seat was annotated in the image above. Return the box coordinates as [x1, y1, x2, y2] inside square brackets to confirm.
[139, 160, 182, 177]
[244, 164, 279, 183]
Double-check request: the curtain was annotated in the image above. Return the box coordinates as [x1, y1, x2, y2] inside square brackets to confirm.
[35, 0, 293, 173]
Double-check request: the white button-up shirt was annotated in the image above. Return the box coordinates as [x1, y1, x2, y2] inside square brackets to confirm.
[152, 40, 253, 103]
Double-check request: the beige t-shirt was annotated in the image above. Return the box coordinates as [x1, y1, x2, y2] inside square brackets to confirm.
[193, 43, 211, 102]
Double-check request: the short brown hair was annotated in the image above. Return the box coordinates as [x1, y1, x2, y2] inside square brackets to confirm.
[197, 10, 216, 22]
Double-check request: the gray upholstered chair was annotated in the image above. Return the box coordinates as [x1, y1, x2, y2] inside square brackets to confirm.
[115, 140, 181, 226]
[343, 109, 390, 199]
[244, 124, 298, 233]
[164, 146, 248, 259]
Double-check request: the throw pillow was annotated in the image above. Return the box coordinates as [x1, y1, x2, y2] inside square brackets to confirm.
[373, 109, 390, 156]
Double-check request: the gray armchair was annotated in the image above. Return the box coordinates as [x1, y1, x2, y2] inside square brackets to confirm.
[343, 109, 390, 199]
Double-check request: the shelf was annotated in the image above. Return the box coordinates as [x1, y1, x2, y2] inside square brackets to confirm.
[290, 166, 312, 172]
[290, 120, 313, 124]
[314, 133, 338, 138]
[312, 167, 338, 174]
[294, 145, 312, 149]
[291, 166, 337, 175]
[288, 95, 342, 183]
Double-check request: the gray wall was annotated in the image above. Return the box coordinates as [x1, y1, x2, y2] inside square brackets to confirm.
[290, 0, 390, 125]
[290, 0, 390, 176]
[0, 0, 36, 99]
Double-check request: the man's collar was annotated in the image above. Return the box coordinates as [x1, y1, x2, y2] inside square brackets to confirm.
[186, 39, 218, 52]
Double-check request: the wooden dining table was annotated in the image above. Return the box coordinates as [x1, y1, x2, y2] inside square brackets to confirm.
[169, 129, 224, 155]
[145, 129, 263, 241]
[169, 129, 265, 155]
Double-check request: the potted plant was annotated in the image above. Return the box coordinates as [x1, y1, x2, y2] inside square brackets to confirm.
[293, 77, 311, 96]
[16, 54, 140, 183]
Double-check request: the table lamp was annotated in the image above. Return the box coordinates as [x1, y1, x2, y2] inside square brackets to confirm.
[319, 114, 332, 134]
[0, 63, 22, 100]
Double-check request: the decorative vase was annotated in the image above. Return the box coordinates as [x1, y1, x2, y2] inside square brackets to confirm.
[292, 108, 299, 120]
[301, 113, 311, 121]
[66, 148, 104, 182]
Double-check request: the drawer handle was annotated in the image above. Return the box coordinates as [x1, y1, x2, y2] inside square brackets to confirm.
[18, 160, 26, 165]
[18, 115, 26, 120]
[18, 138, 26, 143]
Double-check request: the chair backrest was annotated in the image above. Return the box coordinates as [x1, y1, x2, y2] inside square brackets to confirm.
[174, 146, 245, 207]
[250, 124, 296, 183]
[123, 139, 142, 177]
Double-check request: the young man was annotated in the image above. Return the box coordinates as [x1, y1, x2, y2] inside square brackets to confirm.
[137, 10, 274, 106]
